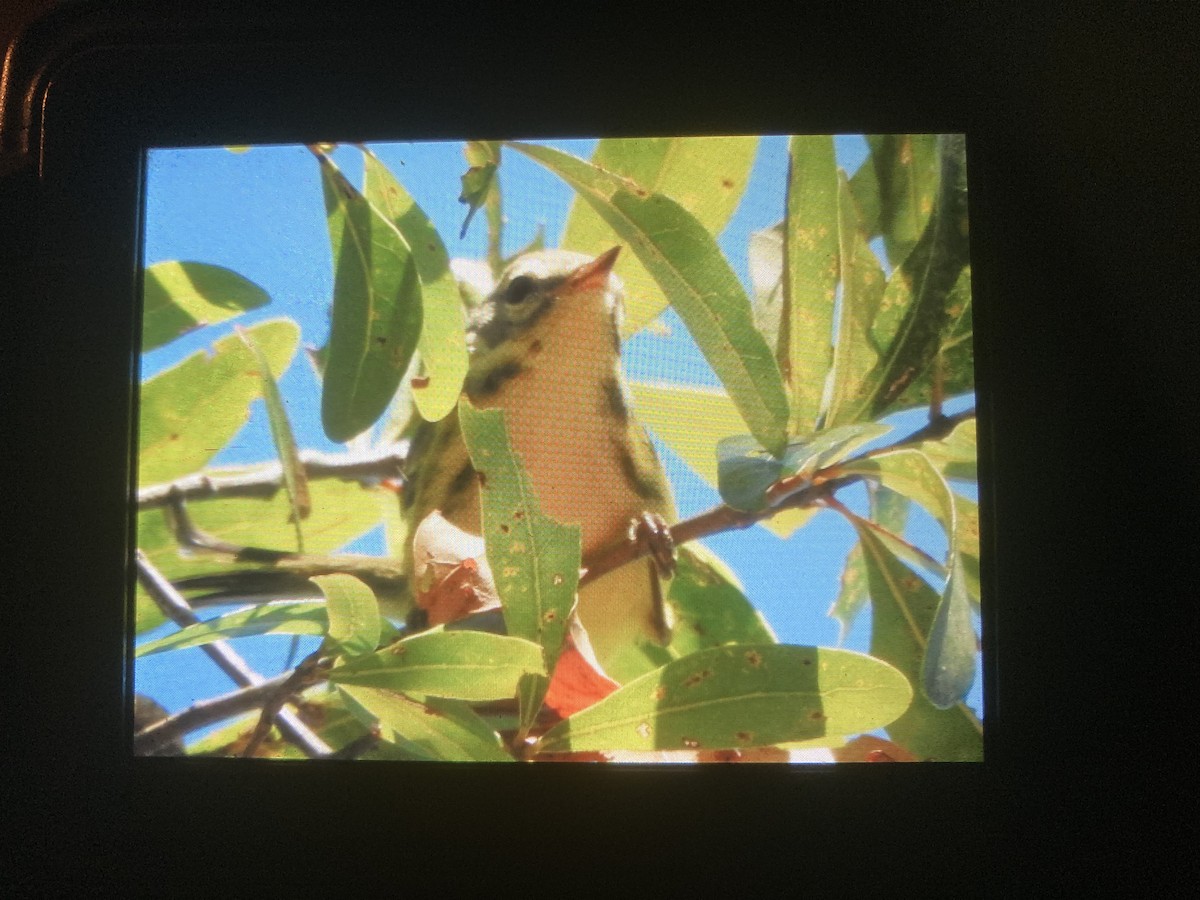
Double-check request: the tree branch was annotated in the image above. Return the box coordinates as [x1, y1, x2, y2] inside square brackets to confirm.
[133, 673, 292, 755]
[137, 446, 408, 510]
[135, 550, 333, 758]
[581, 408, 975, 586]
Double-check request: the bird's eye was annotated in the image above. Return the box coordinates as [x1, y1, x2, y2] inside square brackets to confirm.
[505, 276, 535, 305]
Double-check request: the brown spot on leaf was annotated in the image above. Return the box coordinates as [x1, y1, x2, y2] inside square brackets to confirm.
[735, 731, 754, 744]
[543, 610, 557, 623]
[169, 433, 179, 441]
[744, 650, 763, 667]
[513, 509, 525, 520]
[721, 178, 734, 189]
[809, 710, 826, 721]
[390, 644, 407, 656]
[500, 523, 510, 534]
[411, 375, 430, 389]
[529, 339, 543, 356]
[652, 685, 667, 701]
[682, 669, 713, 688]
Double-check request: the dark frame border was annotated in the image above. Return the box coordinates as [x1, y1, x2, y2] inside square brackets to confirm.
[6, 3, 1179, 890]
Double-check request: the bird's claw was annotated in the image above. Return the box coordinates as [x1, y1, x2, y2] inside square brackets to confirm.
[629, 512, 676, 577]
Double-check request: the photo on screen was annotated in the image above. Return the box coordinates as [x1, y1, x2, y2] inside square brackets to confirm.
[131, 135, 981, 762]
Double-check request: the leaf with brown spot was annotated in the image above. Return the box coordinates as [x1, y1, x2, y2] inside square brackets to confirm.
[535, 644, 911, 754]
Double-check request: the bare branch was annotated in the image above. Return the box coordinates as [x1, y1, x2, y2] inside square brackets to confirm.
[137, 446, 408, 510]
[135, 550, 333, 758]
[134, 674, 292, 755]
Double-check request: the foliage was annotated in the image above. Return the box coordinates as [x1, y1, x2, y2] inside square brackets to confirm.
[134, 135, 981, 761]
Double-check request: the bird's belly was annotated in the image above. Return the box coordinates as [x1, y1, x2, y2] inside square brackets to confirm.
[484, 375, 639, 554]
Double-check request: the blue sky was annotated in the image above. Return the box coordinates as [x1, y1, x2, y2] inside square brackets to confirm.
[136, 135, 981, 745]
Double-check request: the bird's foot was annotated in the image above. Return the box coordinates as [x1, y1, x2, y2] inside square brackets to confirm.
[628, 512, 676, 577]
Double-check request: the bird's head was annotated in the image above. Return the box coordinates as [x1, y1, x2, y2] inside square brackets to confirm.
[469, 246, 624, 354]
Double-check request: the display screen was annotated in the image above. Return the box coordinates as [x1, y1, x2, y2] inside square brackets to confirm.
[132, 135, 981, 762]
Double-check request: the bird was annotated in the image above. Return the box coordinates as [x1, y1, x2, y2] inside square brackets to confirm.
[172, 246, 677, 702]
[400, 246, 677, 676]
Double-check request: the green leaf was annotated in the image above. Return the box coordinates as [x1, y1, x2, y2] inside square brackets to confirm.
[318, 152, 423, 442]
[829, 485, 913, 641]
[236, 326, 310, 549]
[920, 416, 978, 482]
[839, 448, 956, 548]
[330, 630, 544, 701]
[825, 170, 887, 426]
[665, 545, 777, 655]
[855, 525, 982, 760]
[362, 149, 468, 423]
[135, 477, 386, 632]
[600, 543, 777, 684]
[779, 135, 840, 433]
[859, 135, 972, 418]
[629, 380, 813, 538]
[922, 554, 977, 709]
[716, 423, 890, 512]
[138, 319, 299, 485]
[852, 134, 940, 268]
[508, 141, 789, 458]
[517, 672, 551, 736]
[457, 401, 581, 672]
[314, 573, 381, 658]
[560, 136, 758, 335]
[336, 684, 513, 761]
[135, 601, 328, 657]
[536, 643, 911, 754]
[877, 267, 974, 416]
[838, 448, 977, 706]
[141, 261, 270, 351]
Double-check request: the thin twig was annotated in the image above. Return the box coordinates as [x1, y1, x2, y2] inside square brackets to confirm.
[135, 551, 332, 758]
[133, 674, 291, 755]
[137, 447, 407, 510]
[241, 648, 331, 758]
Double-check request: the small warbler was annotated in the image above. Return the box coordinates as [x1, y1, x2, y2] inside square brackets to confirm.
[402, 246, 676, 671]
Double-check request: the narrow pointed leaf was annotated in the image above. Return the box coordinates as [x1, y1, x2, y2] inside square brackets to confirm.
[560, 136, 758, 334]
[825, 170, 886, 426]
[314, 573, 381, 658]
[336, 684, 512, 761]
[859, 135, 972, 418]
[856, 524, 982, 759]
[142, 261, 270, 351]
[317, 152, 423, 442]
[508, 141, 788, 457]
[237, 326, 310, 546]
[362, 149, 468, 422]
[829, 485, 911, 640]
[517, 672, 551, 735]
[458, 401, 581, 672]
[138, 319, 299, 485]
[135, 601, 328, 657]
[330, 630, 544, 701]
[922, 554, 977, 708]
[780, 135, 840, 432]
[850, 134, 940, 268]
[536, 644, 911, 754]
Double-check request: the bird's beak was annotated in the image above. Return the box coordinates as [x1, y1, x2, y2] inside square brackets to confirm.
[561, 246, 621, 296]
